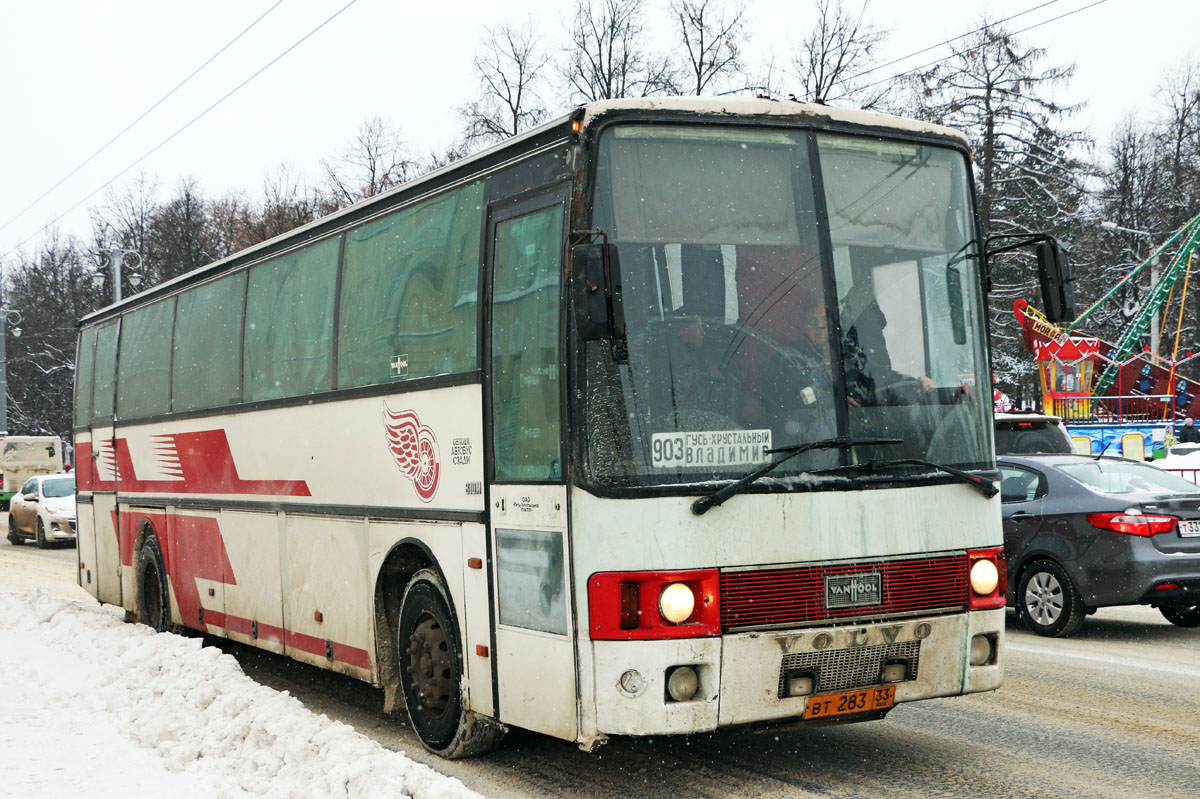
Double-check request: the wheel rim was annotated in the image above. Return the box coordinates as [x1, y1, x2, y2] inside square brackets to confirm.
[1025, 571, 1064, 626]
[408, 611, 454, 719]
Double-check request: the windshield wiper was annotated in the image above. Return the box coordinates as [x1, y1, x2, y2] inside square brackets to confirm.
[810, 458, 998, 499]
[691, 436, 903, 515]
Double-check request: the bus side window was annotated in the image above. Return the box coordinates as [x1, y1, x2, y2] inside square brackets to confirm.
[243, 237, 340, 402]
[338, 181, 484, 388]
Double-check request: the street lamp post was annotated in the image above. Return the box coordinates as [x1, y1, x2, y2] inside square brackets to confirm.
[91, 245, 143, 304]
[0, 306, 23, 436]
[1101, 221, 1159, 355]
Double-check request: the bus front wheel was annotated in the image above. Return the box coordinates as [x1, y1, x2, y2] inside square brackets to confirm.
[397, 568, 505, 758]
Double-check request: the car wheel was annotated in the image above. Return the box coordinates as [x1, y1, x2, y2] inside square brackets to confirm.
[397, 568, 505, 758]
[35, 517, 49, 549]
[7, 514, 22, 545]
[1160, 604, 1200, 627]
[1016, 560, 1087, 637]
[138, 537, 171, 632]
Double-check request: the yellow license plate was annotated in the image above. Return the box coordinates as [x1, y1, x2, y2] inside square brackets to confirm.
[803, 685, 896, 719]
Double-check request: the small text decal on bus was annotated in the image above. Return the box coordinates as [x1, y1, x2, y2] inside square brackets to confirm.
[650, 429, 772, 470]
[383, 403, 441, 502]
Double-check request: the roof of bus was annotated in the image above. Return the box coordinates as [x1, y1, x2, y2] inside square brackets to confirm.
[80, 97, 967, 325]
[578, 96, 969, 144]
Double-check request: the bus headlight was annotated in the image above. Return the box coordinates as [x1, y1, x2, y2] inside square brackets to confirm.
[970, 558, 999, 596]
[659, 582, 695, 624]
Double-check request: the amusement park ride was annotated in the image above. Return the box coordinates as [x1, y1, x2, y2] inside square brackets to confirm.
[1012, 211, 1200, 457]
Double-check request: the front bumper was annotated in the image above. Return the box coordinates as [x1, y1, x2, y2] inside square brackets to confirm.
[589, 609, 1004, 738]
[45, 514, 76, 541]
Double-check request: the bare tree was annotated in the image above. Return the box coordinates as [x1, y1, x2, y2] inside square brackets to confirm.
[321, 117, 414, 209]
[89, 171, 158, 258]
[562, 0, 676, 101]
[669, 0, 747, 96]
[791, 0, 888, 108]
[4, 230, 102, 438]
[244, 163, 323, 245]
[461, 21, 551, 146]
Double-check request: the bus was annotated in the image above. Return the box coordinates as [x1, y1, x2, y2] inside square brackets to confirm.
[75, 97, 1023, 758]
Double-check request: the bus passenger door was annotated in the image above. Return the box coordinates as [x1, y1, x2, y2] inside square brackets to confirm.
[487, 195, 578, 741]
[89, 320, 122, 606]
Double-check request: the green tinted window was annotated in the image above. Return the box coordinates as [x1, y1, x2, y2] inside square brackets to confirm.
[93, 321, 120, 420]
[244, 237, 340, 401]
[117, 299, 175, 419]
[338, 182, 483, 387]
[491, 204, 564, 481]
[173, 272, 246, 411]
[74, 326, 96, 427]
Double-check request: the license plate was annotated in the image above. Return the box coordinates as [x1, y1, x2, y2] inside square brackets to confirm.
[1180, 521, 1200, 537]
[803, 685, 896, 719]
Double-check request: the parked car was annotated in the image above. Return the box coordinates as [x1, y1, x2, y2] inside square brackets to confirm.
[994, 412, 1075, 455]
[6, 473, 76, 548]
[998, 454, 1200, 636]
[1153, 442, 1200, 483]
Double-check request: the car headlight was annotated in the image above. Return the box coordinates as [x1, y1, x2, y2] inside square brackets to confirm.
[970, 558, 999, 596]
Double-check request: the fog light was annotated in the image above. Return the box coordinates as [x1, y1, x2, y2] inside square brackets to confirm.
[666, 666, 699, 701]
[969, 634, 994, 666]
[881, 661, 908, 683]
[658, 582, 695, 624]
[970, 558, 999, 596]
[787, 673, 815, 697]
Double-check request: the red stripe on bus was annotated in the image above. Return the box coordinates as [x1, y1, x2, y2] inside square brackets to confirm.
[109, 510, 370, 671]
[80, 430, 310, 496]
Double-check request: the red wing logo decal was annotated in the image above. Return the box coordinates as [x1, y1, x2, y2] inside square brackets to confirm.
[383, 403, 440, 503]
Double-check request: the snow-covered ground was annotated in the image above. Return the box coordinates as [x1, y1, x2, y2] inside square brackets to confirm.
[0, 545, 480, 799]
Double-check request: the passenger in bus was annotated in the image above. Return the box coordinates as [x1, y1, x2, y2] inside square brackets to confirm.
[760, 309, 837, 441]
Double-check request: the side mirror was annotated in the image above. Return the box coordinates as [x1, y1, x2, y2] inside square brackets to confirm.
[23, 493, 36, 502]
[571, 242, 624, 343]
[1036, 240, 1075, 323]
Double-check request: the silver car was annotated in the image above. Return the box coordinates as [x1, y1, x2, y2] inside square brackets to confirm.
[7, 473, 76, 548]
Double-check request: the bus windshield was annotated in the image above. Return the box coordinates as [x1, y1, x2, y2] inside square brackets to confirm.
[584, 124, 992, 489]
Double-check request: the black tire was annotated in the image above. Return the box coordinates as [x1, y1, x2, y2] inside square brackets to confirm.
[1160, 604, 1200, 627]
[7, 514, 22, 545]
[35, 517, 49, 549]
[138, 537, 171, 632]
[1016, 559, 1087, 637]
[397, 568, 505, 758]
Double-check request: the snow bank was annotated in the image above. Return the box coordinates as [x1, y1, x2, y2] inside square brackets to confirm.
[0, 587, 480, 799]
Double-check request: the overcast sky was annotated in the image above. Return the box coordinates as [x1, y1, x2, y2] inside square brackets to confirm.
[1, 0, 1196, 262]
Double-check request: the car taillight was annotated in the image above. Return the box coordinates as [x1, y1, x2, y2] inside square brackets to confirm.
[1086, 512, 1177, 536]
[589, 569, 720, 640]
[967, 547, 1006, 610]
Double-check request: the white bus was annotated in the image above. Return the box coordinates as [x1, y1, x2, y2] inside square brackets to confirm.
[75, 97, 1014, 758]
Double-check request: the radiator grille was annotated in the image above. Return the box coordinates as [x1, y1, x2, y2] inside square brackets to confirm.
[721, 554, 968, 630]
[778, 640, 921, 697]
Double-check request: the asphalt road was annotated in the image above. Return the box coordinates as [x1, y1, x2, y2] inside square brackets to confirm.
[0, 531, 78, 563]
[224, 604, 1200, 799]
[6, 539, 1195, 798]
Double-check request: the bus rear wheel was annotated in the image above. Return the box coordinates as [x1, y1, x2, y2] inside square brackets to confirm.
[397, 568, 504, 758]
[138, 537, 171, 632]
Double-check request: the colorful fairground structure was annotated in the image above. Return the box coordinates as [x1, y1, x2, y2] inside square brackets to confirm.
[1012, 211, 1200, 459]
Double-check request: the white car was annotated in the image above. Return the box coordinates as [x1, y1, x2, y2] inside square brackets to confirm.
[7, 473, 76, 548]
[1153, 442, 1200, 484]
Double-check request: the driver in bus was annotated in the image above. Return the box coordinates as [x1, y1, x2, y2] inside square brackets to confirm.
[841, 289, 935, 407]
